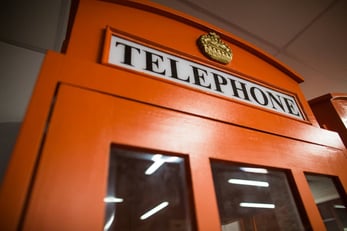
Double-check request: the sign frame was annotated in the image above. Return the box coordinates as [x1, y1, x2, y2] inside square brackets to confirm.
[102, 27, 306, 121]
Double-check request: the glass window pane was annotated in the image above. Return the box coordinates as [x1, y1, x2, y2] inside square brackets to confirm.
[305, 174, 347, 231]
[211, 160, 308, 231]
[104, 146, 196, 231]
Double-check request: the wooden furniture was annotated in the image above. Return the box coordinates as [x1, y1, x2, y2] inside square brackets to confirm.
[309, 93, 347, 148]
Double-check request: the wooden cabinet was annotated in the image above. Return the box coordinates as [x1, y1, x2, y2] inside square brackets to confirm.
[309, 93, 347, 148]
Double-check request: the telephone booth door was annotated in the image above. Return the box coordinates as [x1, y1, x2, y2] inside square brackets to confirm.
[21, 84, 220, 231]
[19, 83, 317, 231]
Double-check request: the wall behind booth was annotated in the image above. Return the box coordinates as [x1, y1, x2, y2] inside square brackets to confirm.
[0, 0, 71, 184]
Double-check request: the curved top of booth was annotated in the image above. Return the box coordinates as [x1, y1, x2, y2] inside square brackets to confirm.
[63, 0, 335, 130]
[66, 0, 304, 85]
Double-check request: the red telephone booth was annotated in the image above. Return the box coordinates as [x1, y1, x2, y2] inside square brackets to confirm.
[1, 1, 346, 231]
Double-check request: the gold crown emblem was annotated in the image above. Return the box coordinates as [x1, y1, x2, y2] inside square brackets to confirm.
[198, 32, 232, 64]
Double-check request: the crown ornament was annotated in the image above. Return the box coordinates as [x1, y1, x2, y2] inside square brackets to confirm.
[198, 32, 232, 64]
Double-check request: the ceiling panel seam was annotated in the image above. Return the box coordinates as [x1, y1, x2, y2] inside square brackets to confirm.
[178, 0, 280, 52]
[0, 38, 47, 54]
[278, 0, 339, 54]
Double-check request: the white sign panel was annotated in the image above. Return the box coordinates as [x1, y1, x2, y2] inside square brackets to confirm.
[107, 34, 305, 120]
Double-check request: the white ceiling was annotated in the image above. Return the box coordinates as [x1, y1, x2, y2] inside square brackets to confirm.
[153, 0, 347, 99]
[0, 0, 346, 123]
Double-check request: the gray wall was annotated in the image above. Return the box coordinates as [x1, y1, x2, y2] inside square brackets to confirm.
[0, 122, 21, 183]
[0, 0, 71, 184]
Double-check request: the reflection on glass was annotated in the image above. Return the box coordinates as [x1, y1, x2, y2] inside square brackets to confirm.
[104, 146, 195, 231]
[305, 174, 347, 231]
[211, 161, 308, 231]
